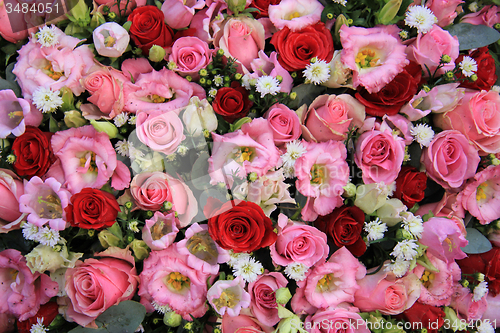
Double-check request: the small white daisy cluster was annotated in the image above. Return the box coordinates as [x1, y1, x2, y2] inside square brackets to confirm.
[469, 2, 479, 13]
[385, 260, 412, 278]
[404, 5, 437, 34]
[30, 317, 49, 333]
[303, 58, 331, 85]
[473, 281, 489, 301]
[128, 115, 137, 125]
[281, 140, 307, 178]
[213, 74, 224, 87]
[391, 239, 419, 261]
[284, 262, 309, 281]
[364, 217, 387, 241]
[208, 87, 218, 98]
[333, 0, 347, 6]
[410, 123, 435, 148]
[115, 140, 144, 160]
[400, 211, 424, 238]
[476, 320, 495, 333]
[255, 75, 281, 98]
[32, 87, 63, 113]
[113, 112, 130, 127]
[129, 220, 140, 233]
[34, 25, 59, 47]
[459, 56, 478, 78]
[228, 251, 264, 283]
[22, 222, 61, 248]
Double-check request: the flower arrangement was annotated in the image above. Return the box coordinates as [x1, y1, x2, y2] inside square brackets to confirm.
[1, 0, 500, 332]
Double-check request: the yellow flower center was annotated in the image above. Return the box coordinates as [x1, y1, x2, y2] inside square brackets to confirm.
[10, 269, 19, 281]
[37, 194, 63, 219]
[212, 290, 239, 310]
[355, 48, 380, 68]
[151, 220, 172, 241]
[420, 270, 435, 288]
[316, 273, 333, 292]
[287, 11, 301, 20]
[476, 182, 489, 201]
[8, 111, 23, 125]
[80, 152, 98, 172]
[43, 63, 64, 80]
[149, 94, 167, 103]
[233, 147, 255, 164]
[104, 36, 116, 47]
[444, 237, 455, 252]
[165, 272, 190, 292]
[310, 164, 325, 185]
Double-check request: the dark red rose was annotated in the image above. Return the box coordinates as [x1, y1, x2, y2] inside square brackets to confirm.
[65, 188, 120, 230]
[457, 246, 500, 297]
[250, 0, 281, 18]
[212, 82, 252, 123]
[457, 47, 498, 91]
[396, 302, 445, 333]
[355, 62, 422, 117]
[128, 6, 174, 55]
[314, 205, 366, 257]
[17, 301, 59, 333]
[12, 126, 55, 179]
[208, 200, 277, 253]
[394, 165, 427, 209]
[270, 22, 334, 72]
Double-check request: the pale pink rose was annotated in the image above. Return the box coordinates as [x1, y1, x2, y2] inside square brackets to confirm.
[244, 51, 294, 93]
[208, 118, 280, 186]
[304, 308, 371, 333]
[248, 272, 288, 326]
[12, 27, 95, 100]
[138, 246, 212, 320]
[130, 171, 198, 228]
[214, 16, 266, 71]
[168, 37, 213, 79]
[434, 89, 500, 155]
[420, 130, 480, 189]
[413, 0, 463, 27]
[299, 94, 365, 142]
[268, 0, 323, 31]
[0, 249, 58, 321]
[142, 211, 179, 251]
[161, 0, 205, 29]
[295, 140, 350, 221]
[123, 68, 206, 114]
[80, 65, 128, 120]
[270, 214, 328, 268]
[340, 25, 409, 94]
[450, 285, 488, 320]
[0, 3, 28, 43]
[353, 268, 421, 315]
[207, 276, 251, 316]
[456, 165, 500, 225]
[405, 25, 459, 76]
[296, 247, 366, 309]
[264, 103, 302, 145]
[481, 293, 500, 325]
[50, 125, 131, 194]
[61, 248, 138, 328]
[412, 253, 461, 307]
[354, 129, 405, 184]
[136, 110, 185, 155]
[461, 5, 500, 27]
[419, 217, 468, 264]
[0, 169, 25, 233]
[0, 89, 42, 138]
[93, 22, 130, 57]
[221, 314, 274, 333]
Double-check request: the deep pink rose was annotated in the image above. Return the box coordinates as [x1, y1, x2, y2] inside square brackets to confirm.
[0, 89, 42, 138]
[264, 104, 301, 145]
[161, 0, 205, 29]
[168, 37, 213, 79]
[136, 111, 185, 155]
[248, 272, 288, 326]
[304, 308, 371, 333]
[420, 130, 480, 189]
[0, 169, 24, 233]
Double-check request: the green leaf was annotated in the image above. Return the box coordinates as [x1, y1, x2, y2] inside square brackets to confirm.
[445, 23, 500, 51]
[461, 228, 493, 254]
[287, 84, 327, 110]
[190, 151, 211, 190]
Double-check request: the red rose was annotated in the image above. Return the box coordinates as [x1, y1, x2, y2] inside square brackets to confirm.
[270, 22, 334, 72]
[394, 166, 427, 209]
[314, 205, 366, 257]
[457, 246, 500, 297]
[17, 301, 59, 333]
[128, 6, 174, 55]
[250, 0, 281, 18]
[397, 302, 445, 333]
[12, 126, 54, 179]
[65, 188, 120, 230]
[208, 200, 277, 253]
[355, 62, 422, 117]
[212, 82, 252, 123]
[457, 47, 498, 91]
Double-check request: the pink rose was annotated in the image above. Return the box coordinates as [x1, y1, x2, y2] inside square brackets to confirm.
[0, 89, 42, 138]
[304, 308, 371, 333]
[136, 111, 185, 155]
[61, 248, 138, 328]
[130, 172, 198, 227]
[0, 249, 58, 321]
[461, 5, 500, 27]
[168, 37, 213, 79]
[299, 94, 365, 142]
[450, 285, 488, 320]
[0, 169, 24, 233]
[420, 130, 480, 189]
[434, 89, 500, 155]
[161, 0, 205, 29]
[248, 272, 288, 326]
[270, 214, 329, 268]
[405, 25, 459, 76]
[214, 16, 266, 71]
[264, 103, 301, 145]
[413, 0, 463, 27]
[419, 217, 468, 264]
[353, 268, 421, 315]
[221, 314, 274, 333]
[268, 0, 323, 31]
[354, 129, 405, 184]
[142, 211, 179, 251]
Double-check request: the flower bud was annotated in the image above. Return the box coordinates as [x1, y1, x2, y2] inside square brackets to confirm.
[275, 287, 292, 305]
[443, 307, 466, 331]
[182, 96, 218, 137]
[342, 183, 356, 197]
[149, 45, 166, 62]
[377, 0, 402, 25]
[275, 314, 305, 333]
[98, 229, 123, 248]
[90, 119, 119, 139]
[26, 244, 83, 274]
[164, 311, 182, 327]
[354, 183, 389, 215]
[334, 14, 349, 42]
[64, 111, 87, 128]
[376, 198, 405, 226]
[70, 0, 91, 27]
[90, 11, 106, 30]
[130, 239, 149, 260]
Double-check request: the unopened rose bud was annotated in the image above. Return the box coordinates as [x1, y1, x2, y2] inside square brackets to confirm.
[130, 239, 149, 260]
[90, 119, 118, 138]
[342, 183, 356, 197]
[275, 287, 292, 305]
[164, 311, 182, 327]
[377, 0, 402, 25]
[149, 45, 166, 62]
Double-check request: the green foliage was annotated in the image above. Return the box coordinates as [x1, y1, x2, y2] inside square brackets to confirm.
[461, 228, 493, 254]
[446, 23, 500, 51]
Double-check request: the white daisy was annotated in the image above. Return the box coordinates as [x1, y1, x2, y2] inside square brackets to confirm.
[333, 0, 346, 5]
[473, 281, 488, 301]
[115, 140, 131, 157]
[37, 227, 60, 247]
[232, 256, 264, 283]
[459, 56, 478, 77]
[30, 317, 48, 333]
[303, 59, 331, 85]
[129, 220, 140, 233]
[208, 88, 218, 98]
[128, 115, 137, 125]
[476, 320, 495, 333]
[364, 218, 388, 241]
[151, 300, 172, 314]
[284, 262, 309, 281]
[401, 212, 424, 238]
[385, 259, 411, 278]
[22, 222, 39, 241]
[404, 5, 437, 34]
[282, 140, 307, 168]
[241, 74, 253, 90]
[113, 113, 129, 127]
[35, 25, 59, 47]
[469, 2, 479, 13]
[227, 251, 252, 268]
[32, 87, 63, 113]
[213, 75, 224, 87]
[255, 76, 281, 98]
[176, 145, 188, 156]
[391, 239, 419, 261]
[410, 123, 435, 148]
[385, 181, 396, 196]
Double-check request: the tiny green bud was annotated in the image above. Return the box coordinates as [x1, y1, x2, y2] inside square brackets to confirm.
[235, 73, 243, 80]
[203, 129, 211, 138]
[347, 18, 353, 24]
[126, 235, 134, 243]
[184, 322, 194, 330]
[275, 287, 292, 305]
[470, 74, 478, 82]
[445, 71, 455, 79]
[88, 229, 95, 237]
[326, 12, 334, 19]
[422, 85, 431, 93]
[207, 64, 214, 71]
[206, 80, 212, 86]
[461, 279, 470, 288]
[185, 76, 192, 82]
[248, 94, 255, 101]
[146, 211, 154, 218]
[441, 54, 452, 63]
[149, 45, 166, 62]
[174, 211, 178, 218]
[125, 201, 133, 209]
[421, 329, 428, 333]
[120, 127, 128, 134]
[152, 318, 161, 325]
[276, 75, 283, 82]
[291, 72, 297, 78]
[495, 23, 500, 30]
[224, 75, 231, 82]
[199, 78, 206, 85]
[164, 201, 173, 211]
[217, 49, 225, 56]
[108, 12, 116, 19]
[213, 328, 221, 333]
[289, 92, 297, 100]
[164, 311, 182, 327]
[476, 272, 485, 282]
[199, 68, 208, 76]
[248, 172, 258, 182]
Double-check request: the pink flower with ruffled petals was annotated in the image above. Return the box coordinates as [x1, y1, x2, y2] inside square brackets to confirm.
[248, 272, 288, 326]
[221, 314, 275, 333]
[304, 307, 371, 333]
[339, 25, 409, 94]
[0, 89, 42, 138]
[176, 223, 230, 275]
[161, 0, 205, 29]
[142, 212, 180, 251]
[207, 276, 251, 316]
[461, 5, 500, 27]
[268, 0, 323, 31]
[245, 51, 294, 94]
[0, 169, 25, 233]
[419, 217, 468, 264]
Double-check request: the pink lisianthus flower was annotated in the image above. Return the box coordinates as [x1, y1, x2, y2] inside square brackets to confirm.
[0, 169, 25, 233]
[0, 89, 42, 138]
[304, 307, 371, 333]
[49, 125, 131, 194]
[176, 223, 230, 275]
[456, 165, 500, 225]
[123, 68, 206, 114]
[295, 140, 350, 221]
[248, 272, 288, 326]
[269, 214, 329, 268]
[18, 177, 71, 230]
[419, 217, 467, 264]
[0, 249, 58, 321]
[142, 212, 180, 251]
[460, 5, 500, 27]
[450, 285, 488, 321]
[208, 118, 280, 186]
[138, 246, 212, 320]
[207, 276, 251, 316]
[244, 51, 294, 94]
[189, 1, 227, 43]
[161, 0, 205, 29]
[135, 110, 186, 155]
[339, 25, 409, 94]
[268, 0, 323, 31]
[295, 247, 366, 309]
[93, 22, 130, 58]
[12, 26, 95, 100]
